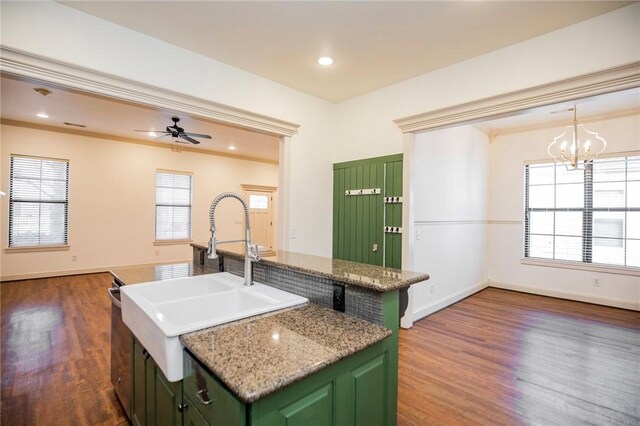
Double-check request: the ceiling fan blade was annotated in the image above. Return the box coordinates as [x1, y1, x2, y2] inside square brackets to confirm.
[180, 134, 200, 145]
[155, 133, 171, 140]
[134, 130, 167, 133]
[183, 132, 212, 139]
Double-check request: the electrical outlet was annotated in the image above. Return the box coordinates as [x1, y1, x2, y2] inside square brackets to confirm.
[155, 250, 160, 256]
[71, 255, 77, 261]
[290, 228, 297, 239]
[416, 230, 421, 240]
[593, 277, 601, 287]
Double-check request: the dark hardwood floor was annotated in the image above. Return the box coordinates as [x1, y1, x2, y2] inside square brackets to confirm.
[2, 275, 639, 425]
[398, 287, 640, 426]
[1, 273, 128, 426]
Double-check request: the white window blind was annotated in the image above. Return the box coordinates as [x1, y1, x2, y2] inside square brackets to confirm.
[155, 172, 192, 240]
[524, 155, 640, 268]
[9, 155, 69, 247]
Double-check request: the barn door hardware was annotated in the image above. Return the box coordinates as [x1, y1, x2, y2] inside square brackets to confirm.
[384, 196, 403, 204]
[345, 188, 381, 196]
[384, 226, 402, 234]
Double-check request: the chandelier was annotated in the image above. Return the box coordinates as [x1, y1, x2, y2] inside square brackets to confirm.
[547, 105, 607, 170]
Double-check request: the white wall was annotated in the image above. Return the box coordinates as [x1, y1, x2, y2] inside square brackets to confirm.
[332, 3, 640, 165]
[409, 126, 490, 320]
[488, 114, 640, 310]
[0, 1, 336, 257]
[0, 124, 279, 280]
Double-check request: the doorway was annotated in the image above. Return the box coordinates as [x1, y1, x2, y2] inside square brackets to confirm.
[242, 184, 277, 252]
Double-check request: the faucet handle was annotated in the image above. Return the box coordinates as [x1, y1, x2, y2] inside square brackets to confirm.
[250, 244, 261, 261]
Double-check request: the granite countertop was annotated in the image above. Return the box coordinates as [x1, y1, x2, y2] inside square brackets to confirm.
[180, 303, 391, 403]
[192, 242, 429, 292]
[110, 261, 207, 285]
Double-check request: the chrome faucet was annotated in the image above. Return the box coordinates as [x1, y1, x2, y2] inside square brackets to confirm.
[207, 192, 260, 286]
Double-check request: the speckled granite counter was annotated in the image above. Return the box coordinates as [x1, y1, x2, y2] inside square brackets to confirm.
[191, 242, 429, 292]
[180, 303, 391, 403]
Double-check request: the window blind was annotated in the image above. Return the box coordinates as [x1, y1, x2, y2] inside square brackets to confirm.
[155, 172, 192, 240]
[9, 156, 69, 247]
[524, 155, 640, 268]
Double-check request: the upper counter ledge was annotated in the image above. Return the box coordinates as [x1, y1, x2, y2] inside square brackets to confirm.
[191, 243, 429, 292]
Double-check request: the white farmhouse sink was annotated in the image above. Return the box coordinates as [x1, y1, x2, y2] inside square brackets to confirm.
[120, 272, 308, 382]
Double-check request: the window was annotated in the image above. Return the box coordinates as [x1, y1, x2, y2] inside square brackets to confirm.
[155, 171, 192, 240]
[9, 155, 69, 247]
[249, 194, 269, 209]
[524, 155, 640, 268]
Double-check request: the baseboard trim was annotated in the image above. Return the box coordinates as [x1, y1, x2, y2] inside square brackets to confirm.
[412, 280, 489, 321]
[1, 259, 191, 282]
[488, 280, 639, 311]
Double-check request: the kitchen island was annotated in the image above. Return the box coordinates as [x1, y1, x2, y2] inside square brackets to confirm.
[111, 248, 428, 425]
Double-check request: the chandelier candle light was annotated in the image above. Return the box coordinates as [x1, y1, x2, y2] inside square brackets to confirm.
[547, 105, 607, 170]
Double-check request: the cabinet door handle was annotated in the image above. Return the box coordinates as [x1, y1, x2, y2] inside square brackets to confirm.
[196, 389, 212, 405]
[178, 403, 188, 412]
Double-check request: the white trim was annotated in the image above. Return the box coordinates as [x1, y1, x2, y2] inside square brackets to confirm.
[393, 62, 640, 133]
[0, 46, 300, 137]
[0, 259, 190, 282]
[401, 133, 416, 329]
[488, 280, 638, 311]
[521, 258, 640, 277]
[415, 220, 488, 225]
[488, 220, 522, 225]
[5, 244, 70, 253]
[153, 239, 193, 246]
[412, 280, 489, 322]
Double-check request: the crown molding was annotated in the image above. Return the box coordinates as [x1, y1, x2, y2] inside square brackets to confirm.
[479, 107, 640, 139]
[394, 61, 640, 133]
[0, 46, 300, 137]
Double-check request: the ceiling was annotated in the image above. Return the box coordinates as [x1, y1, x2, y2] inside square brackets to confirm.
[0, 75, 281, 162]
[59, 1, 632, 103]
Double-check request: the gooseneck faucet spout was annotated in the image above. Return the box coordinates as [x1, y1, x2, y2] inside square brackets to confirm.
[208, 192, 260, 286]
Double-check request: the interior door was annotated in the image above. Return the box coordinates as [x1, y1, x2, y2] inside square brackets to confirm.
[246, 190, 274, 250]
[333, 154, 403, 268]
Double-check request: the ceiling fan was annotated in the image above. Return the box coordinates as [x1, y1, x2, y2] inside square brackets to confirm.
[135, 116, 212, 144]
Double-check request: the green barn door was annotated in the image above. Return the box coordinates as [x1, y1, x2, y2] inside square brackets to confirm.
[333, 154, 403, 269]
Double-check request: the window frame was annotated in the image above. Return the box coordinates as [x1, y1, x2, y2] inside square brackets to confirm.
[8, 154, 70, 250]
[154, 169, 193, 243]
[523, 152, 640, 272]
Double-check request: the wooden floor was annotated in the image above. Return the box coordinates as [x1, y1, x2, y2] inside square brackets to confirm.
[2, 276, 639, 425]
[1, 273, 128, 426]
[398, 288, 640, 426]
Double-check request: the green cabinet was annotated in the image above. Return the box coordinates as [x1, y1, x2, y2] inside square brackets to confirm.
[183, 334, 394, 426]
[132, 338, 183, 426]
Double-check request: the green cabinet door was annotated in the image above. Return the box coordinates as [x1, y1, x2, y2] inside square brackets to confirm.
[182, 396, 208, 426]
[132, 338, 183, 426]
[132, 339, 147, 426]
[349, 353, 387, 426]
[333, 154, 403, 269]
[154, 364, 183, 426]
[276, 383, 334, 426]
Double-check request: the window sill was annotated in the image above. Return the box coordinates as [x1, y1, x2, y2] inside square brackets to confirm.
[153, 239, 193, 246]
[5, 245, 70, 253]
[521, 257, 640, 277]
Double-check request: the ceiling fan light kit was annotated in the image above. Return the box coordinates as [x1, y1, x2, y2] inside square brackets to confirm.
[134, 116, 212, 145]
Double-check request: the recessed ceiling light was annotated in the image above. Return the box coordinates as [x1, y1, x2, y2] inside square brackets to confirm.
[228, 146, 236, 150]
[36, 113, 49, 119]
[318, 56, 334, 66]
[148, 132, 158, 137]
